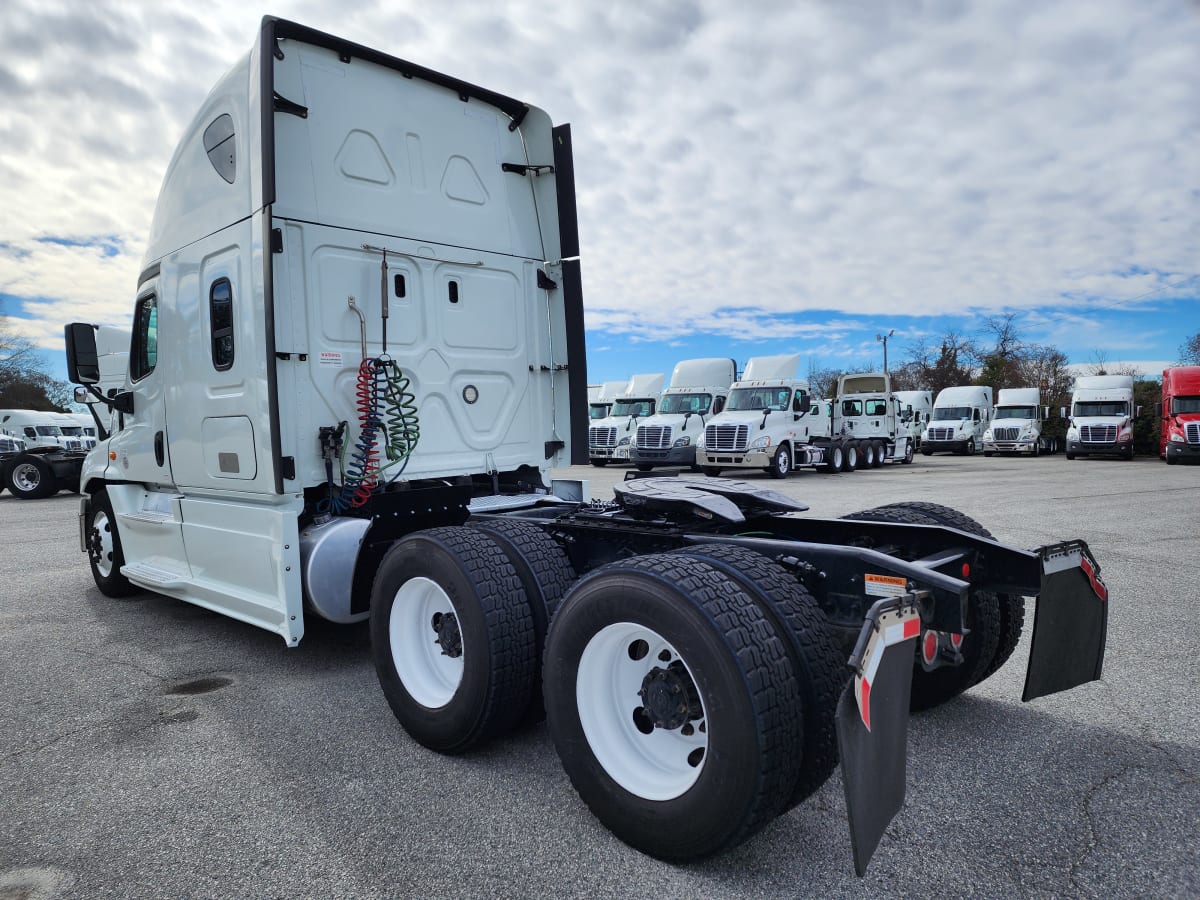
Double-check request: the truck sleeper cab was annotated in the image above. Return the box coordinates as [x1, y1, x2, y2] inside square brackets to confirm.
[921, 386, 993, 456]
[1160, 366, 1200, 464]
[1066, 375, 1136, 460]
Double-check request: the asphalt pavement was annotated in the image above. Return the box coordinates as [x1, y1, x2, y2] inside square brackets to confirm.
[1, 451, 1197, 898]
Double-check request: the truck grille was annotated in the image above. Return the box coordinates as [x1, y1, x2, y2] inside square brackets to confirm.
[927, 427, 955, 441]
[705, 424, 748, 452]
[636, 425, 671, 449]
[589, 426, 617, 449]
[1187, 422, 1200, 444]
[62, 439, 82, 451]
[1080, 425, 1117, 444]
[993, 427, 1019, 441]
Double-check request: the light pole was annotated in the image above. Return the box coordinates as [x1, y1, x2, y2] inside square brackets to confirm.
[876, 329, 895, 374]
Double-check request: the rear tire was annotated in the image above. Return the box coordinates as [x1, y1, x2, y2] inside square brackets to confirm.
[871, 441, 885, 468]
[870, 501, 1023, 686]
[86, 488, 139, 597]
[5, 456, 57, 499]
[468, 518, 577, 723]
[859, 442, 875, 468]
[543, 554, 802, 860]
[671, 543, 843, 806]
[841, 442, 858, 472]
[370, 528, 537, 753]
[840, 504, 1004, 711]
[822, 444, 843, 473]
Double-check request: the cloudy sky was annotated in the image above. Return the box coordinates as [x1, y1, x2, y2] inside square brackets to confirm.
[1, 0, 1197, 386]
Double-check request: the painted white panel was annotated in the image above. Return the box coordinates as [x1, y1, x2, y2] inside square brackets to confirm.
[201, 416, 258, 479]
[272, 41, 544, 260]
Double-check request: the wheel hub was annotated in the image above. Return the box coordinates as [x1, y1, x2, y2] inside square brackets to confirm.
[431, 611, 462, 658]
[638, 661, 702, 730]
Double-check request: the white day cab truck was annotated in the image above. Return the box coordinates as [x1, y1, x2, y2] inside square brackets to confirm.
[1066, 375, 1137, 461]
[629, 358, 736, 471]
[585, 379, 626, 426]
[983, 388, 1058, 456]
[893, 390, 932, 450]
[695, 360, 914, 478]
[921, 386, 993, 456]
[63, 17, 1111, 876]
[0, 409, 88, 498]
[586, 373, 664, 466]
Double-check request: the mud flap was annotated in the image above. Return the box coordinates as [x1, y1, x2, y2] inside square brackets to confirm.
[1023, 541, 1108, 702]
[836, 597, 921, 876]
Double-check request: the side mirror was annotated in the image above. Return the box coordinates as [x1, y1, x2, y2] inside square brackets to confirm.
[798, 395, 811, 413]
[1136, 405, 1143, 417]
[64, 323, 101, 384]
[1059, 406, 1067, 418]
[74, 386, 99, 405]
[1043, 406, 1050, 419]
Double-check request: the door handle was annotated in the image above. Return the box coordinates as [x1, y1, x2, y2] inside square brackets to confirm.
[154, 430, 165, 467]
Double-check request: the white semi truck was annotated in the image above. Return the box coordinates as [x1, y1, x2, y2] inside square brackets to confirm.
[0, 409, 89, 498]
[1066, 375, 1137, 460]
[585, 379, 627, 424]
[921, 386, 993, 456]
[831, 373, 917, 468]
[587, 373, 664, 466]
[696, 363, 915, 478]
[62, 17, 1111, 875]
[694, 355, 822, 477]
[893, 390, 932, 449]
[630, 358, 736, 471]
[983, 387, 1057, 456]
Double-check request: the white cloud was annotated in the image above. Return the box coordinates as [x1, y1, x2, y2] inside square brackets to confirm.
[0, 0, 1196, 354]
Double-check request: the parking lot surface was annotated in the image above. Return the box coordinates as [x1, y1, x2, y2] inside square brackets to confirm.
[1, 452, 1198, 898]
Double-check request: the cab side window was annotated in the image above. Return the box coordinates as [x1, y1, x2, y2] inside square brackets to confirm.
[131, 294, 158, 382]
[210, 278, 234, 371]
[842, 399, 863, 416]
[866, 399, 887, 416]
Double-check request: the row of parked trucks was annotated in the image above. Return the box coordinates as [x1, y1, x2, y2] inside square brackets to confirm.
[587, 356, 919, 477]
[587, 366, 1200, 470]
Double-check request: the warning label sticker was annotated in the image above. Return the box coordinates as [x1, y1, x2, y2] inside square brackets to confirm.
[318, 351, 343, 367]
[864, 573, 908, 598]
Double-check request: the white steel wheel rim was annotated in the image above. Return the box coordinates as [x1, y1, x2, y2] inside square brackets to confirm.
[91, 510, 116, 577]
[576, 622, 708, 801]
[389, 576, 464, 709]
[776, 448, 789, 474]
[12, 463, 41, 492]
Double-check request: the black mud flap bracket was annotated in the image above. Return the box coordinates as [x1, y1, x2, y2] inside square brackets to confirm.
[835, 594, 922, 877]
[1023, 539, 1108, 702]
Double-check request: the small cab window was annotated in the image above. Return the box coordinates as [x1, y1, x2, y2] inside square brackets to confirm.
[210, 278, 234, 370]
[865, 399, 888, 416]
[131, 295, 158, 381]
[842, 399, 863, 416]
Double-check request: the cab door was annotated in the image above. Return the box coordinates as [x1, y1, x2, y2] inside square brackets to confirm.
[109, 283, 175, 490]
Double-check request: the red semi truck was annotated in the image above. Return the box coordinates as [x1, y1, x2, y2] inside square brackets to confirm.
[1161, 366, 1200, 464]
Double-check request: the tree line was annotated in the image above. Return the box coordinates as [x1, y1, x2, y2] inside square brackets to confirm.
[0, 313, 73, 411]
